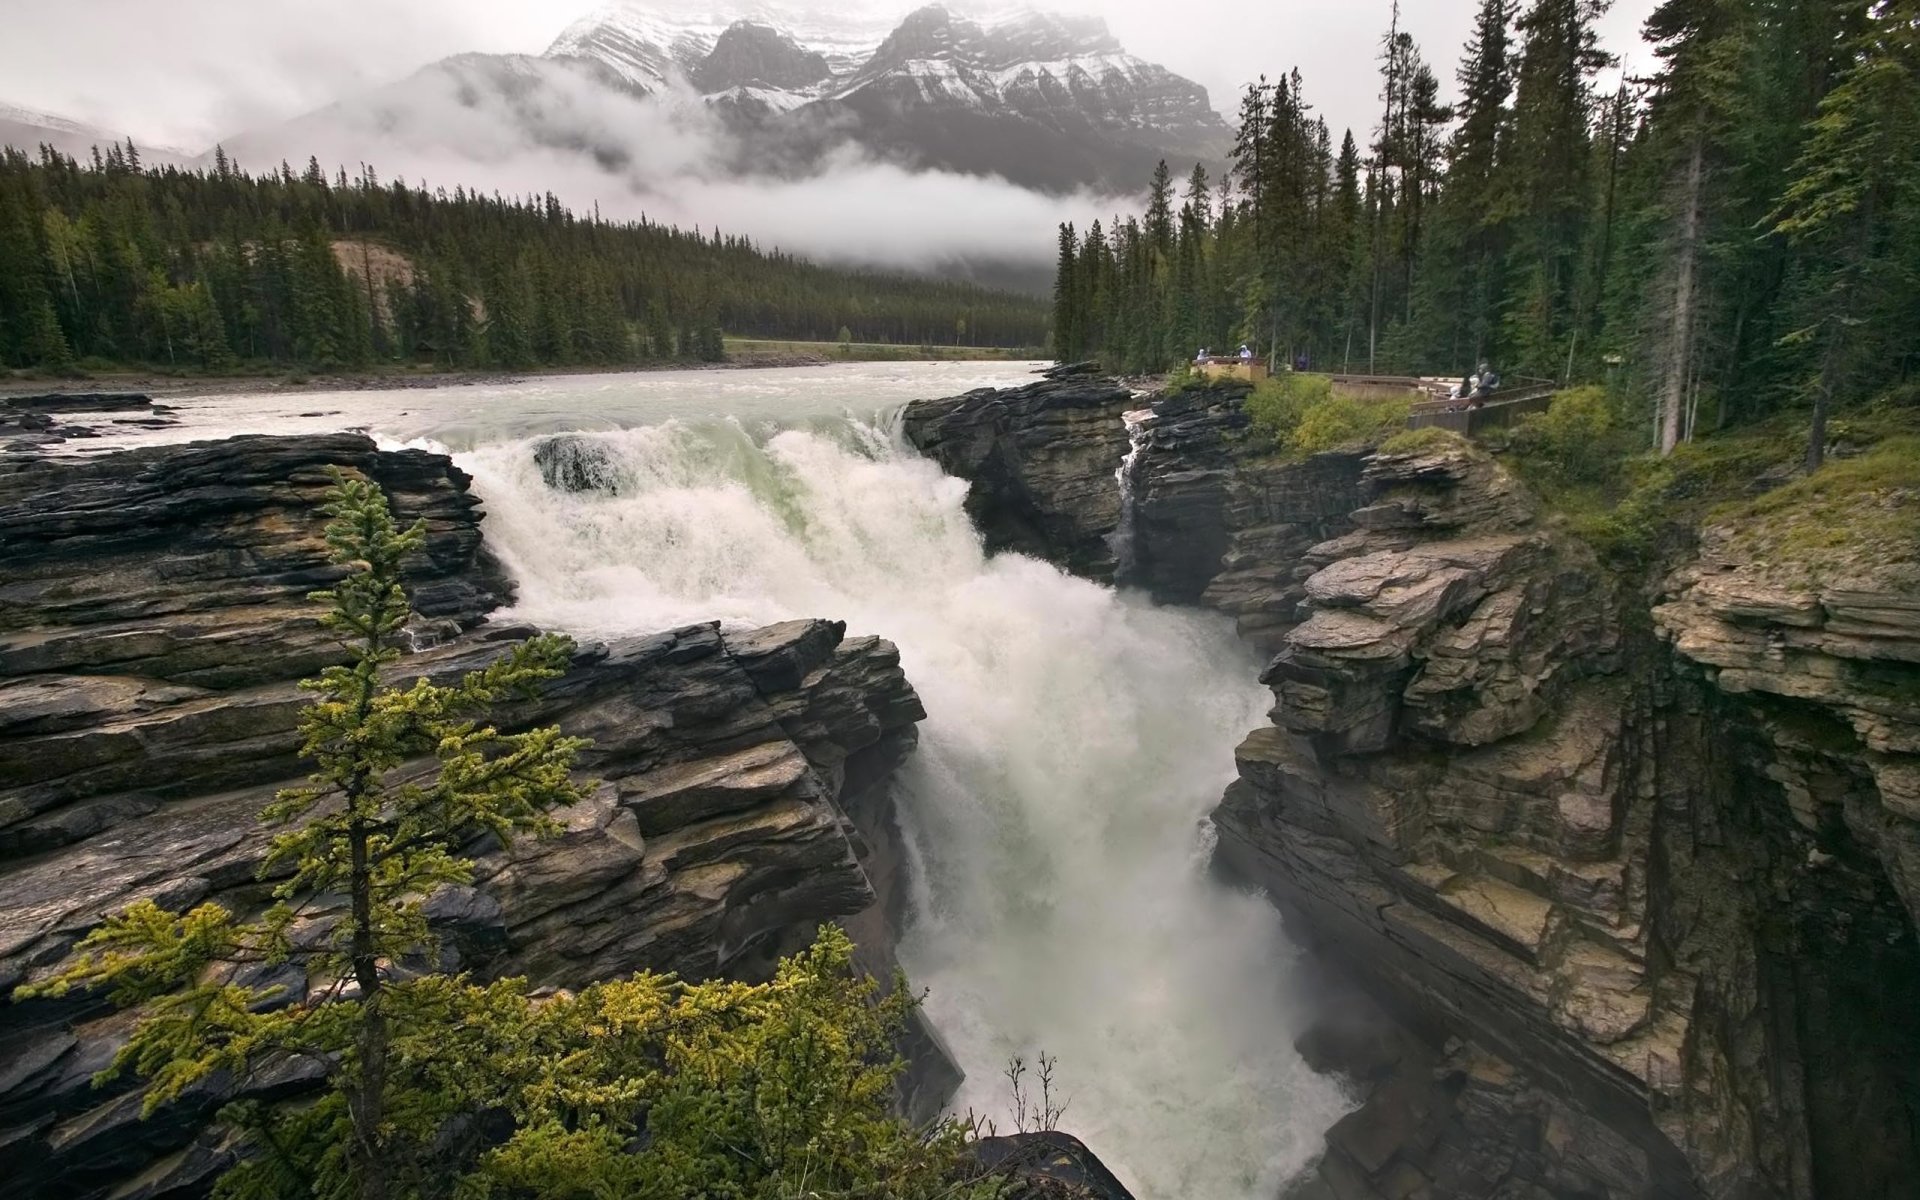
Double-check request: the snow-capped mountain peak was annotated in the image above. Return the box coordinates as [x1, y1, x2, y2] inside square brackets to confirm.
[546, 0, 904, 91]
[691, 22, 832, 93]
[541, 1, 1229, 172]
[184, 1, 1230, 201]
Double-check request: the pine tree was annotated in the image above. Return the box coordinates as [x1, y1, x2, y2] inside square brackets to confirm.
[1145, 160, 1176, 256]
[1643, 0, 1740, 451]
[1052, 222, 1081, 362]
[1771, 0, 1920, 469]
[646, 299, 675, 360]
[18, 474, 590, 1200]
[23, 295, 74, 370]
[698, 314, 726, 362]
[1501, 0, 1614, 375]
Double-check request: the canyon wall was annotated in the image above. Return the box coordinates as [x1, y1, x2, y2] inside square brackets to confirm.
[0, 433, 943, 1198]
[903, 376, 1920, 1199]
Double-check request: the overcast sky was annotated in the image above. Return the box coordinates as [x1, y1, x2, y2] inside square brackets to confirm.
[4, 0, 1660, 151]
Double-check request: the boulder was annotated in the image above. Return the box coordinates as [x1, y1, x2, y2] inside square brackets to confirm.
[0, 394, 178, 452]
[532, 433, 630, 494]
[969, 1132, 1137, 1200]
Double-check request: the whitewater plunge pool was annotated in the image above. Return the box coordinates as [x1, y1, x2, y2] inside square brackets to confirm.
[70, 363, 1353, 1198]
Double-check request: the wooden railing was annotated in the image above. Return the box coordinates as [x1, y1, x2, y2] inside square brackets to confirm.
[1326, 373, 1437, 403]
[1405, 378, 1558, 436]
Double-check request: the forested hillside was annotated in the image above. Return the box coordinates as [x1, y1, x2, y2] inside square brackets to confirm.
[1053, 0, 1918, 454]
[0, 145, 1050, 373]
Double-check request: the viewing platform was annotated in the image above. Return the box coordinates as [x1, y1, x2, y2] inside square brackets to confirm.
[1403, 378, 1557, 436]
[1311, 373, 1557, 437]
[1196, 357, 1269, 383]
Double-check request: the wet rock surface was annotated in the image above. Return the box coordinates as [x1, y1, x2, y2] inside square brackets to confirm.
[0, 393, 178, 452]
[912, 372, 1920, 1200]
[0, 434, 940, 1199]
[1648, 507, 1920, 1199]
[900, 362, 1135, 581]
[969, 1132, 1138, 1200]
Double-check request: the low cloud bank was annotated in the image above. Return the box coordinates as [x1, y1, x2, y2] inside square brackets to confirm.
[217, 55, 1128, 279]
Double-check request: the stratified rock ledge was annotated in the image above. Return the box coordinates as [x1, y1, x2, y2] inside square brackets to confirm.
[905, 373, 1920, 1200]
[0, 433, 939, 1199]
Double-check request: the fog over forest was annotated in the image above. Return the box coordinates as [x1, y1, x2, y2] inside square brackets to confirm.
[0, 0, 1660, 275]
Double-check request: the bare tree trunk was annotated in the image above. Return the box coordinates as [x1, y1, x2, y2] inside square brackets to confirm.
[344, 581, 392, 1200]
[1807, 188, 1874, 473]
[1369, 234, 1382, 373]
[361, 243, 380, 352]
[1660, 130, 1706, 456]
[1807, 331, 1837, 473]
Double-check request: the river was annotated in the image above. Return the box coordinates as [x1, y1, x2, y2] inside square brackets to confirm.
[83, 363, 1353, 1197]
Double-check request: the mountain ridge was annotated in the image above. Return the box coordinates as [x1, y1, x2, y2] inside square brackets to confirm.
[200, 2, 1229, 196]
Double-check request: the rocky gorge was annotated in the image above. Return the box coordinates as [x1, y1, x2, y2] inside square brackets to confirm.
[902, 369, 1920, 1199]
[2, 369, 1913, 1200]
[0, 424, 966, 1197]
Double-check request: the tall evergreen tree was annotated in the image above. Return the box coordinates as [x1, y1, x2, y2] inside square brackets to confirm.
[1771, 0, 1920, 468]
[1052, 222, 1081, 361]
[20, 475, 590, 1200]
[0, 147, 1050, 375]
[1502, 0, 1613, 375]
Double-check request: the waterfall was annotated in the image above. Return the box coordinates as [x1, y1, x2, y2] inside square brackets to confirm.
[1107, 406, 1156, 585]
[459, 415, 1352, 1199]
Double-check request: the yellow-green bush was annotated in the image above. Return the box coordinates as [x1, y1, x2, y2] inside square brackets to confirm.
[1244, 371, 1328, 446]
[1714, 435, 1920, 574]
[1246, 373, 1410, 457]
[1506, 387, 1631, 486]
[1378, 426, 1466, 456]
[467, 926, 993, 1200]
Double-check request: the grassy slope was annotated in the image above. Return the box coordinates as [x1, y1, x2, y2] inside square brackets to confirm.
[1488, 392, 1920, 578]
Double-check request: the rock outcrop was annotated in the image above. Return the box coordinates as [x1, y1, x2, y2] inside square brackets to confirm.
[1, 393, 177, 452]
[1647, 503, 1920, 1199]
[0, 434, 939, 1199]
[969, 1132, 1138, 1200]
[904, 374, 1920, 1200]
[1208, 441, 1698, 1200]
[900, 363, 1135, 581]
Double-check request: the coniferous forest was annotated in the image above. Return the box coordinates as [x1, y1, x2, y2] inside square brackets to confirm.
[1052, 0, 1918, 452]
[0, 146, 1050, 374]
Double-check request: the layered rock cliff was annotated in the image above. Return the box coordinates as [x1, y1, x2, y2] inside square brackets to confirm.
[902, 376, 1920, 1200]
[0, 433, 940, 1198]
[899, 363, 1135, 581]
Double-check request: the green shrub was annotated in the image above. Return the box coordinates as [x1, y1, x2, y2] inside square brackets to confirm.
[473, 926, 993, 1200]
[1507, 387, 1631, 486]
[1162, 363, 1200, 395]
[1292, 394, 1412, 454]
[1713, 435, 1920, 574]
[1245, 371, 1329, 446]
[1378, 426, 1466, 456]
[1247, 373, 1409, 457]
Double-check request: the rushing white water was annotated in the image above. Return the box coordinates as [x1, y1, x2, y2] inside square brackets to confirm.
[1108, 406, 1155, 582]
[76, 363, 1352, 1196]
[457, 410, 1353, 1199]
